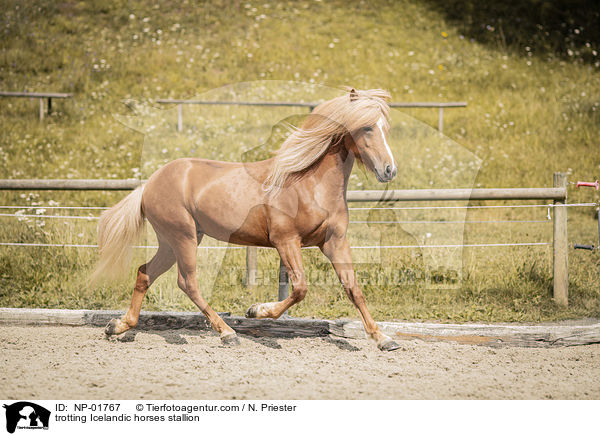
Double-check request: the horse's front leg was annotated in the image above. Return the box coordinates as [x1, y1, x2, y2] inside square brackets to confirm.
[321, 236, 401, 351]
[246, 239, 307, 319]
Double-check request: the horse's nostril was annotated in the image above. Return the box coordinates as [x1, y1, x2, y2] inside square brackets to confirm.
[392, 168, 397, 178]
[385, 165, 392, 176]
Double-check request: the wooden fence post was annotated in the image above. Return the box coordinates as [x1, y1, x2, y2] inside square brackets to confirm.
[553, 172, 568, 306]
[245, 247, 257, 288]
[177, 103, 183, 132]
[438, 107, 444, 133]
[39, 98, 44, 121]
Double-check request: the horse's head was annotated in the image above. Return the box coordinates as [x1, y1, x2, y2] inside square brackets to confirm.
[263, 87, 396, 194]
[342, 88, 397, 183]
[345, 113, 397, 183]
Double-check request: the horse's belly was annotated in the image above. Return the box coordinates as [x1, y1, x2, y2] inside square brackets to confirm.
[193, 189, 269, 246]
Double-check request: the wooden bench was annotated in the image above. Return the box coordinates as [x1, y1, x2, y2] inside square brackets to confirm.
[0, 91, 73, 120]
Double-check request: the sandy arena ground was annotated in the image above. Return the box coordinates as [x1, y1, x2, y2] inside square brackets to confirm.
[1, 325, 598, 399]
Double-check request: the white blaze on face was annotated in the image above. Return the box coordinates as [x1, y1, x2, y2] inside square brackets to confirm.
[376, 117, 395, 167]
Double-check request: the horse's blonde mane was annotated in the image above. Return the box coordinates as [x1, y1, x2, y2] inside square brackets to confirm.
[263, 88, 391, 195]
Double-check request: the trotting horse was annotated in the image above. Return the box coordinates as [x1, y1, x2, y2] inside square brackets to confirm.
[95, 88, 401, 351]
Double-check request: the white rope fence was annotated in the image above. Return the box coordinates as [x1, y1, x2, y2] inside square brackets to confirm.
[0, 202, 595, 223]
[0, 205, 109, 210]
[0, 202, 596, 211]
[0, 213, 99, 220]
[2, 175, 591, 304]
[0, 242, 552, 249]
[0, 202, 594, 250]
[348, 202, 597, 211]
[0, 214, 553, 224]
[350, 220, 550, 224]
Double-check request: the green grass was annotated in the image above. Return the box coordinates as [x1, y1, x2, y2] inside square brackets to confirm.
[0, 0, 599, 322]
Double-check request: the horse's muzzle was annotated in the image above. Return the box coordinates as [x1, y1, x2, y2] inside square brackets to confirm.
[376, 164, 397, 182]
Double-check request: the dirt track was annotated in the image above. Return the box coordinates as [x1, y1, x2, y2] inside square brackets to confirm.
[1, 325, 598, 399]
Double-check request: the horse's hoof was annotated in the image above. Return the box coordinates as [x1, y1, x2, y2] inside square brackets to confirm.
[221, 333, 240, 346]
[245, 303, 260, 318]
[378, 339, 402, 352]
[105, 318, 128, 336]
[105, 319, 120, 336]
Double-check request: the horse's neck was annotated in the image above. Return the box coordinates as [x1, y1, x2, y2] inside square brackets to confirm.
[313, 145, 354, 199]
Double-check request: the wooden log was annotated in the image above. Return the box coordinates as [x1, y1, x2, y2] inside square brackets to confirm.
[85, 310, 230, 331]
[330, 320, 600, 348]
[1, 308, 598, 346]
[0, 308, 89, 326]
[0, 308, 329, 338]
[225, 316, 330, 338]
[553, 172, 569, 306]
[0, 308, 228, 329]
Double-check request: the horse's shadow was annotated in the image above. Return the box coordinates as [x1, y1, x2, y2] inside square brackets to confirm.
[106, 329, 359, 351]
[107, 329, 190, 345]
[243, 336, 283, 349]
[106, 328, 284, 349]
[321, 336, 360, 351]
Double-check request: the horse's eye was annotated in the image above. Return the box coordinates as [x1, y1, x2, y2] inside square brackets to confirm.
[363, 126, 373, 133]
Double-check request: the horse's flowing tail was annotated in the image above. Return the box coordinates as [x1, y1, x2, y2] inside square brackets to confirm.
[91, 186, 145, 283]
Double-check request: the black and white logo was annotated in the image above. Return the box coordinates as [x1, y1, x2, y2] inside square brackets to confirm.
[3, 402, 50, 434]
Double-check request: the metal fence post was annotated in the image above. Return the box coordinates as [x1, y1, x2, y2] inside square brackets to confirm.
[553, 172, 568, 306]
[278, 258, 289, 302]
[39, 98, 44, 121]
[438, 107, 444, 133]
[245, 247, 257, 287]
[177, 103, 183, 132]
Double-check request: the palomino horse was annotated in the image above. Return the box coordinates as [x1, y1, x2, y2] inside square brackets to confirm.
[95, 88, 401, 351]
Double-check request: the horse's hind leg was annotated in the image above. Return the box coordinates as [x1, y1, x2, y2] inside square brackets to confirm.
[105, 242, 175, 336]
[174, 234, 240, 346]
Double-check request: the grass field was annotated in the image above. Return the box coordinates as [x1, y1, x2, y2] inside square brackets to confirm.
[0, 0, 599, 322]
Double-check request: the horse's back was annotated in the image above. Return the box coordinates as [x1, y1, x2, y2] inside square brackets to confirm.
[142, 158, 271, 244]
[144, 157, 268, 200]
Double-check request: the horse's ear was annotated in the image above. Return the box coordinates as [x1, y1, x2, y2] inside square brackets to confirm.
[349, 88, 358, 101]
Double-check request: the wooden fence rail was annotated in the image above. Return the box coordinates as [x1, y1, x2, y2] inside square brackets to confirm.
[0, 91, 73, 120]
[0, 174, 569, 305]
[0, 92, 465, 129]
[0, 179, 567, 201]
[155, 99, 467, 133]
